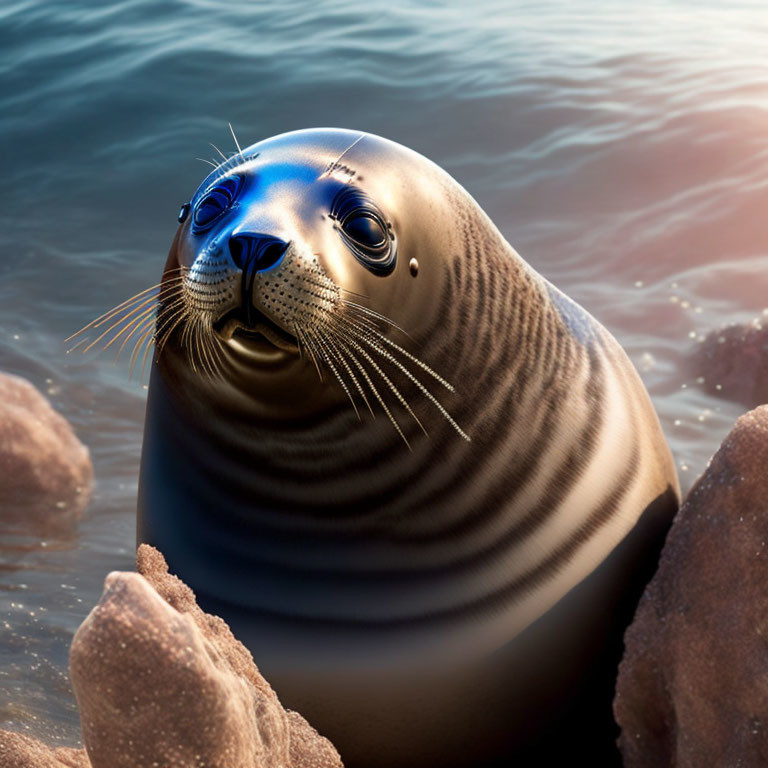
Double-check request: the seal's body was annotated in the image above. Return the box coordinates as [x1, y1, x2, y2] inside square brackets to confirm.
[136, 129, 679, 767]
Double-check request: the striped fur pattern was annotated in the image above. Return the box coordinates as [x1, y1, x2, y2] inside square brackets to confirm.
[141, 167, 677, 654]
[129, 130, 680, 767]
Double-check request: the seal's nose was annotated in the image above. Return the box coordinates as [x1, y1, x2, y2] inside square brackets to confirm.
[228, 234, 289, 273]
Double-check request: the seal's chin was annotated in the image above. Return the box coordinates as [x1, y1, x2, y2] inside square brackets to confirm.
[214, 307, 300, 355]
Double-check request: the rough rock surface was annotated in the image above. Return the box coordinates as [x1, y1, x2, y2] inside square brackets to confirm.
[615, 405, 768, 767]
[0, 372, 92, 528]
[68, 545, 342, 768]
[0, 546, 341, 768]
[692, 318, 768, 408]
[0, 730, 90, 767]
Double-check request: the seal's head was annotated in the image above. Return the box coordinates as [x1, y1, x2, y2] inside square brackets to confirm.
[75, 128, 475, 442]
[172, 130, 397, 361]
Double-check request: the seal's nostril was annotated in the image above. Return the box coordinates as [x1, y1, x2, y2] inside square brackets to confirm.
[229, 236, 248, 270]
[229, 234, 288, 273]
[256, 240, 289, 272]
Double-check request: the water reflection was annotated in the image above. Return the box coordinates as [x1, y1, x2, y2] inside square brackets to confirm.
[1, 0, 767, 743]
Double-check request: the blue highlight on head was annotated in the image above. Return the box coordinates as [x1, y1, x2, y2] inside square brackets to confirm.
[180, 145, 396, 278]
[191, 175, 243, 234]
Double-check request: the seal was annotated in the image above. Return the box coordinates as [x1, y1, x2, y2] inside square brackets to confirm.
[75, 128, 680, 767]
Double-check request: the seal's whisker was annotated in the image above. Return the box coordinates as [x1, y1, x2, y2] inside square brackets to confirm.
[65, 337, 90, 354]
[200, 317, 221, 379]
[197, 157, 219, 169]
[120, 311, 156, 345]
[66, 284, 161, 342]
[295, 326, 324, 382]
[196, 315, 225, 379]
[341, 304, 406, 341]
[140, 337, 155, 380]
[180, 308, 196, 350]
[290, 297, 462, 439]
[155, 297, 187, 324]
[184, 317, 199, 374]
[157, 285, 188, 307]
[309, 257, 369, 300]
[304, 332, 325, 383]
[179, 324, 192, 359]
[325, 334, 375, 418]
[339, 288, 369, 299]
[197, 316, 218, 379]
[300, 298, 380, 338]
[114, 311, 157, 359]
[154, 306, 189, 354]
[209, 330, 227, 378]
[130, 325, 155, 383]
[98, 300, 161, 351]
[131, 329, 154, 380]
[154, 293, 187, 313]
[193, 321, 208, 377]
[312, 331, 360, 421]
[210, 143, 228, 162]
[85, 290, 160, 332]
[158, 285, 187, 302]
[155, 295, 189, 326]
[191, 316, 210, 377]
[345, 334, 427, 436]
[161, 268, 188, 282]
[339, 312, 455, 392]
[156, 279, 188, 301]
[128, 326, 154, 379]
[66, 268, 188, 344]
[293, 322, 307, 361]
[66, 305, 146, 355]
[157, 266, 188, 279]
[335, 315, 468, 441]
[81, 303, 157, 354]
[339, 299, 412, 339]
[328, 330, 410, 449]
[301, 278, 339, 297]
[229, 122, 244, 160]
[144, 268, 222, 373]
[186, 321, 202, 371]
[357, 331, 468, 442]
[328, 325, 425, 441]
[318, 328, 373, 418]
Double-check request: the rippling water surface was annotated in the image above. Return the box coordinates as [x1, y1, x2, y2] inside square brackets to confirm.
[1, 0, 768, 744]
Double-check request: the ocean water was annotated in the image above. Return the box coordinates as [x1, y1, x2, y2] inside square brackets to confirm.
[1, 0, 768, 745]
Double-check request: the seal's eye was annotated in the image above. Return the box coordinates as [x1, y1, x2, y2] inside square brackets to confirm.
[192, 175, 242, 233]
[342, 213, 387, 250]
[330, 187, 396, 276]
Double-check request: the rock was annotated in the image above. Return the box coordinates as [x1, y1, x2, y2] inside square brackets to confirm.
[0, 729, 90, 767]
[68, 544, 342, 768]
[614, 405, 768, 767]
[691, 318, 768, 408]
[0, 372, 92, 529]
[0, 546, 341, 768]
[285, 711, 345, 768]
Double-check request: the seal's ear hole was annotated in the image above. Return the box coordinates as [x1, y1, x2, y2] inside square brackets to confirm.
[409, 258, 419, 277]
[178, 203, 190, 223]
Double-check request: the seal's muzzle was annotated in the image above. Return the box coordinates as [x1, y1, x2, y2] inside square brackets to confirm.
[230, 234, 290, 326]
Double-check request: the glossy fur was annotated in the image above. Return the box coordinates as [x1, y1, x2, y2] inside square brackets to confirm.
[137, 129, 680, 767]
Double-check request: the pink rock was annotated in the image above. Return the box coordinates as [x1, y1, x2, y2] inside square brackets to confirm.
[0, 372, 92, 529]
[67, 545, 341, 768]
[691, 319, 768, 408]
[615, 406, 768, 767]
[0, 729, 90, 767]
